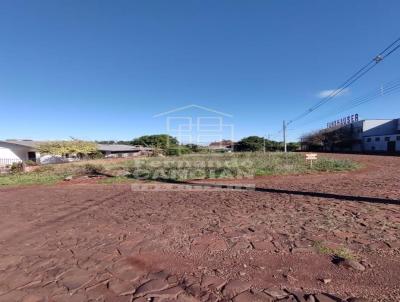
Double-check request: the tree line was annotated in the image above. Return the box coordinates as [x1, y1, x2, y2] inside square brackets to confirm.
[99, 134, 300, 154]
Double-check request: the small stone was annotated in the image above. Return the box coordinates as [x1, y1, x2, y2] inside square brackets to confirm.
[263, 287, 288, 299]
[60, 268, 92, 291]
[222, 279, 251, 299]
[64, 175, 73, 181]
[337, 258, 366, 271]
[186, 283, 202, 297]
[200, 276, 226, 290]
[108, 279, 135, 295]
[109, 260, 143, 281]
[147, 285, 184, 299]
[290, 291, 307, 302]
[306, 295, 316, 302]
[251, 240, 274, 251]
[232, 241, 252, 251]
[233, 290, 272, 302]
[321, 278, 332, 284]
[135, 279, 170, 297]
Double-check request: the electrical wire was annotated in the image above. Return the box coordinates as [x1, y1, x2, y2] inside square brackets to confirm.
[287, 36, 400, 125]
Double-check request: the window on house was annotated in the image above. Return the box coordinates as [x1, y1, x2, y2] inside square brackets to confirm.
[366, 138, 371, 142]
[397, 136, 400, 141]
[375, 137, 380, 142]
[385, 137, 390, 142]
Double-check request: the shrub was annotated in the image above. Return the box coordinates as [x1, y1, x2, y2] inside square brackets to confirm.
[10, 162, 24, 174]
[166, 146, 191, 156]
[82, 164, 105, 175]
[88, 151, 105, 159]
[24, 160, 38, 166]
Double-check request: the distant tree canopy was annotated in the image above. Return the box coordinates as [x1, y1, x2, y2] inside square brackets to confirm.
[286, 142, 301, 152]
[38, 140, 98, 156]
[130, 134, 179, 150]
[235, 136, 290, 152]
[234, 136, 265, 152]
[184, 144, 207, 153]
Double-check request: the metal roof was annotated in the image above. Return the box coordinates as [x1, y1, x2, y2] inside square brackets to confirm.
[0, 140, 153, 152]
[97, 144, 153, 152]
[0, 140, 42, 148]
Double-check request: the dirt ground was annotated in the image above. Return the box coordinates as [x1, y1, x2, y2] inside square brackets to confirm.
[0, 154, 399, 302]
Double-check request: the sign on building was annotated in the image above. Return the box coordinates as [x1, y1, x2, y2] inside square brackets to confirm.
[327, 114, 359, 128]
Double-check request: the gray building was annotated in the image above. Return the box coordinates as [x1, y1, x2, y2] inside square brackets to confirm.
[323, 119, 400, 153]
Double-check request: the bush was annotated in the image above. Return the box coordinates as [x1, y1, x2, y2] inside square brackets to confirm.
[10, 162, 24, 174]
[35, 165, 55, 173]
[166, 146, 191, 156]
[88, 151, 105, 159]
[81, 164, 105, 175]
[24, 160, 38, 166]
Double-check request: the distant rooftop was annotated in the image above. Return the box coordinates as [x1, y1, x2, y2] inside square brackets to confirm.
[0, 140, 153, 152]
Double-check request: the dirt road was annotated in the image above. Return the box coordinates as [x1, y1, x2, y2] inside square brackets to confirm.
[0, 154, 399, 302]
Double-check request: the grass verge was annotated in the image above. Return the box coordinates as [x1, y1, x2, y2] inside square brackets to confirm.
[0, 152, 361, 186]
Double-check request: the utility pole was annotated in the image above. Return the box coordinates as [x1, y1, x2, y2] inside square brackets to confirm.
[263, 136, 265, 153]
[283, 120, 287, 153]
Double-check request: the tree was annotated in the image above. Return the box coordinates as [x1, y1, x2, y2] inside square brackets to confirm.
[287, 142, 300, 151]
[131, 134, 179, 150]
[235, 136, 265, 152]
[38, 140, 98, 157]
[185, 144, 207, 153]
[300, 130, 325, 150]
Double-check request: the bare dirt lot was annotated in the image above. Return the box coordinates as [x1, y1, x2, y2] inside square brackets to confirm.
[0, 154, 399, 302]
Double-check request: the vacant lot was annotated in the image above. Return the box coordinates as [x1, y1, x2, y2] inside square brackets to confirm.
[0, 152, 359, 186]
[0, 154, 399, 302]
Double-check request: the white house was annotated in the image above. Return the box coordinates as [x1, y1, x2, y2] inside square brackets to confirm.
[0, 140, 40, 166]
[0, 140, 153, 166]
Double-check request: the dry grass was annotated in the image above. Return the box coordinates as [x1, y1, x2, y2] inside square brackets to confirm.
[0, 152, 360, 186]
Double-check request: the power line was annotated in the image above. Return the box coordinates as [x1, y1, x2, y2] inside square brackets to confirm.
[287, 36, 400, 125]
[296, 78, 400, 127]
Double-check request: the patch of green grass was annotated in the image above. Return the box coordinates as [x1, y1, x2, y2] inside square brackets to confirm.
[126, 152, 360, 181]
[0, 173, 64, 186]
[312, 158, 360, 172]
[0, 152, 361, 186]
[98, 176, 138, 184]
[313, 241, 355, 259]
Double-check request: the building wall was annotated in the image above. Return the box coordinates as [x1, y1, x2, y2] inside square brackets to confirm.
[321, 119, 400, 153]
[362, 119, 398, 136]
[0, 142, 31, 164]
[363, 134, 400, 152]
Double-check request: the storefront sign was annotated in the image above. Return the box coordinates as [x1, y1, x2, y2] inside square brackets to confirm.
[327, 114, 358, 128]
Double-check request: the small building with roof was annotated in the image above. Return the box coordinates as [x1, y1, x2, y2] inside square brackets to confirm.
[0, 140, 153, 166]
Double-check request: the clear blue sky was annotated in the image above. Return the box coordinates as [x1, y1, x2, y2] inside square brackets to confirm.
[1, 0, 399, 142]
